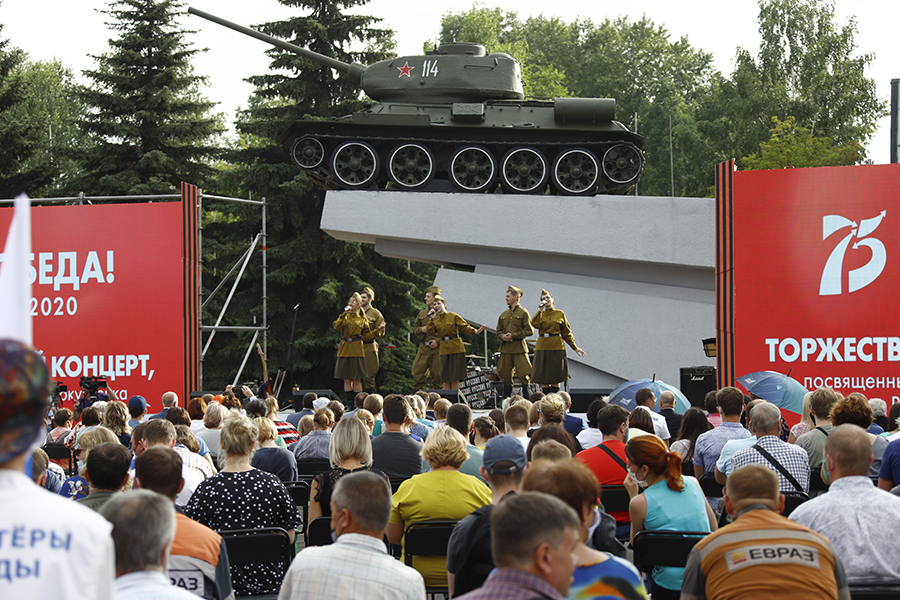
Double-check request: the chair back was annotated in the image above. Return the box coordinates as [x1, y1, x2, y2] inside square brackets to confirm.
[389, 477, 409, 494]
[404, 521, 457, 595]
[306, 516, 334, 547]
[295, 459, 331, 476]
[599, 485, 631, 514]
[781, 491, 810, 517]
[632, 530, 709, 573]
[849, 581, 900, 599]
[219, 527, 293, 599]
[42, 444, 76, 476]
[284, 480, 310, 534]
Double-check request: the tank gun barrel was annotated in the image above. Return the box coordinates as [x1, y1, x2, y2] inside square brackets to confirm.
[187, 7, 365, 86]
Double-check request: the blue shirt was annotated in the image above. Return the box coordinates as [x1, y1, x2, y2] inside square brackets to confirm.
[716, 435, 757, 475]
[693, 422, 752, 473]
[643, 477, 711, 591]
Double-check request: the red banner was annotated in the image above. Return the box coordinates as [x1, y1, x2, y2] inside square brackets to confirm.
[733, 164, 900, 403]
[0, 202, 185, 412]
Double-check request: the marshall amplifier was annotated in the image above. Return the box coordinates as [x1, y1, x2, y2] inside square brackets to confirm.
[680, 367, 716, 408]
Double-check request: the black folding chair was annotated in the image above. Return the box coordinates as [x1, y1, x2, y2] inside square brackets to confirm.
[404, 520, 457, 598]
[599, 484, 632, 514]
[295, 459, 331, 477]
[42, 444, 76, 477]
[631, 530, 709, 573]
[808, 467, 829, 492]
[219, 527, 293, 600]
[389, 476, 409, 494]
[305, 516, 333, 547]
[284, 480, 310, 535]
[849, 581, 900, 599]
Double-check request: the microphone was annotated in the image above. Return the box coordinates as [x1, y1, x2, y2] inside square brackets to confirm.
[293, 302, 300, 310]
[344, 305, 351, 312]
[427, 309, 435, 317]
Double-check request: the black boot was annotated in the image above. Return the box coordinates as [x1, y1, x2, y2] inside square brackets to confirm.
[345, 390, 355, 410]
[546, 386, 560, 394]
[502, 385, 512, 400]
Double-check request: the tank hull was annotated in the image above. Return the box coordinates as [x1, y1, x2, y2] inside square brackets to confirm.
[281, 100, 646, 196]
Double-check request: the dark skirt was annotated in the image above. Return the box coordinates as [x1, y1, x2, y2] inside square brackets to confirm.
[531, 349, 569, 385]
[440, 353, 467, 383]
[334, 356, 367, 380]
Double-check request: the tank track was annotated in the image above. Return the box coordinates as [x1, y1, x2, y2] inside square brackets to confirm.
[289, 132, 644, 196]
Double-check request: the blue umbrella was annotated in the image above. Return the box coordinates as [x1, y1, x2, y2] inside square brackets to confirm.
[608, 378, 691, 414]
[735, 371, 807, 414]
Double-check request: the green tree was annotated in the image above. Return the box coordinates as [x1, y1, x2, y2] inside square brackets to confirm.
[63, 0, 223, 196]
[0, 23, 55, 197]
[742, 116, 863, 169]
[200, 0, 435, 396]
[698, 0, 885, 170]
[439, 5, 568, 98]
[5, 60, 91, 197]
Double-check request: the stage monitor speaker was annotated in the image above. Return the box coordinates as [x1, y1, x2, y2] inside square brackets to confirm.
[567, 389, 614, 414]
[680, 367, 717, 408]
[291, 389, 341, 412]
[421, 389, 468, 405]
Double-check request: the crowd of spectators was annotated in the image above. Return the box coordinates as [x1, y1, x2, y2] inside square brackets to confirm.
[6, 346, 900, 600]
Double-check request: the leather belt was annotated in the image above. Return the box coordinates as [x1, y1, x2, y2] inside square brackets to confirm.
[442, 335, 460, 341]
[342, 336, 362, 343]
[541, 333, 560, 337]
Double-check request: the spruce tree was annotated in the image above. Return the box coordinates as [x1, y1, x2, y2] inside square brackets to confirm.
[63, 0, 222, 195]
[201, 0, 436, 394]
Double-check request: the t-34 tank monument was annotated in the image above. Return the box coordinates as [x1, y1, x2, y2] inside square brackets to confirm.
[189, 7, 645, 196]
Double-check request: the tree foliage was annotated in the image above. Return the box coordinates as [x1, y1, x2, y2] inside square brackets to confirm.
[62, 0, 223, 196]
[742, 116, 864, 170]
[0, 25, 57, 197]
[200, 0, 436, 395]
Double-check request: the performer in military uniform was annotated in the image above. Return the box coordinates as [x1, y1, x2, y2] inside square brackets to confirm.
[359, 286, 385, 393]
[411, 285, 443, 390]
[426, 295, 485, 390]
[334, 292, 384, 405]
[496, 285, 533, 399]
[531, 289, 586, 393]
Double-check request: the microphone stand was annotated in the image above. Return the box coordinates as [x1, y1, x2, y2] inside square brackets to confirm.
[282, 302, 300, 408]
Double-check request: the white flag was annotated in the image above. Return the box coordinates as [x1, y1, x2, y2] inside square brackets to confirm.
[0, 193, 33, 344]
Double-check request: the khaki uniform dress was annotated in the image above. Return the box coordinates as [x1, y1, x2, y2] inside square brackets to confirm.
[496, 305, 533, 386]
[333, 311, 375, 380]
[531, 308, 579, 384]
[426, 312, 480, 383]
[362, 305, 385, 389]
[411, 307, 442, 389]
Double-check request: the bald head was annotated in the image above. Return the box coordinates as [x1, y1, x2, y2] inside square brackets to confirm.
[161, 392, 178, 408]
[659, 391, 676, 408]
[824, 423, 873, 478]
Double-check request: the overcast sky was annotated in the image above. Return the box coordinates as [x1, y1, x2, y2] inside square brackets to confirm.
[2, 0, 894, 165]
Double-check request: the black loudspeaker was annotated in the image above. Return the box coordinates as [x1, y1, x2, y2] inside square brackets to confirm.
[421, 389, 468, 405]
[680, 367, 717, 408]
[291, 389, 341, 412]
[567, 389, 614, 414]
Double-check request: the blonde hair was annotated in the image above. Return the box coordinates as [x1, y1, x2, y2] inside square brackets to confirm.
[421, 426, 469, 470]
[255, 416, 278, 442]
[313, 408, 335, 430]
[264, 395, 279, 418]
[220, 412, 258, 457]
[530, 439, 572, 462]
[329, 417, 373, 467]
[355, 409, 375, 430]
[539, 394, 566, 424]
[78, 427, 119, 473]
[297, 415, 315, 437]
[103, 401, 131, 436]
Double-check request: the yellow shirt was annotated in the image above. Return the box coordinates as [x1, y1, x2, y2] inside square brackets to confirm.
[531, 308, 578, 351]
[426, 312, 479, 355]
[333, 312, 374, 357]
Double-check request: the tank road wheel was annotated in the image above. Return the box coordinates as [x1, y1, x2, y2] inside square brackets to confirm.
[331, 141, 380, 188]
[602, 144, 642, 185]
[291, 136, 325, 169]
[387, 143, 435, 189]
[500, 147, 548, 194]
[552, 148, 599, 195]
[449, 145, 496, 193]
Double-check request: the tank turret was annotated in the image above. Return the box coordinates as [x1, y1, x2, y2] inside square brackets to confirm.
[189, 7, 645, 196]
